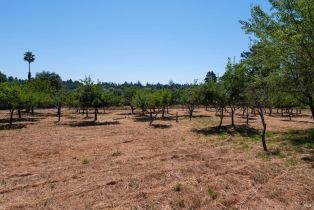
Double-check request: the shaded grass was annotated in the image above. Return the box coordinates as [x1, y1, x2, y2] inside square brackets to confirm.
[192, 125, 259, 138]
[69, 121, 120, 127]
[0, 124, 27, 131]
[151, 124, 172, 129]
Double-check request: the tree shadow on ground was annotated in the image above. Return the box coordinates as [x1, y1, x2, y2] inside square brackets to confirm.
[31, 112, 56, 117]
[281, 129, 314, 148]
[192, 124, 260, 138]
[0, 117, 40, 124]
[0, 124, 27, 131]
[133, 116, 152, 122]
[280, 119, 313, 124]
[69, 121, 120, 127]
[133, 114, 183, 123]
[150, 123, 172, 129]
[238, 116, 257, 120]
[115, 112, 132, 116]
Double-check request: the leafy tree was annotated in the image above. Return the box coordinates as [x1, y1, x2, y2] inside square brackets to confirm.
[204, 70, 217, 83]
[77, 76, 103, 121]
[24, 51, 35, 81]
[158, 89, 172, 117]
[0, 72, 7, 83]
[131, 90, 150, 116]
[240, 0, 314, 120]
[0, 82, 23, 125]
[102, 90, 121, 113]
[26, 78, 55, 114]
[122, 87, 138, 114]
[35, 71, 63, 91]
[221, 59, 247, 126]
[241, 44, 278, 152]
[200, 82, 215, 111]
[212, 82, 228, 127]
[180, 86, 202, 120]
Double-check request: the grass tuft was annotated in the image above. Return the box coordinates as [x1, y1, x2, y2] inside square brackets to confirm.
[81, 159, 89, 164]
[177, 199, 185, 208]
[174, 183, 181, 192]
[207, 187, 218, 199]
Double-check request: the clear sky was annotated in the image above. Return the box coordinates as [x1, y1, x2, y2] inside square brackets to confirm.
[0, 0, 270, 84]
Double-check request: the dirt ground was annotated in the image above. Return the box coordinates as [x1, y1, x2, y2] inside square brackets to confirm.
[0, 108, 313, 210]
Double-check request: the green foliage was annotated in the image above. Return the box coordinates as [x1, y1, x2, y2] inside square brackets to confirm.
[77, 76, 103, 109]
[207, 187, 218, 199]
[35, 71, 63, 91]
[180, 85, 202, 106]
[23, 51, 35, 63]
[0, 72, 7, 83]
[0, 82, 22, 110]
[204, 70, 217, 83]
[240, 0, 314, 118]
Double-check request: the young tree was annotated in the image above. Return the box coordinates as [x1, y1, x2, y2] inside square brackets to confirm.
[132, 90, 150, 116]
[221, 59, 247, 126]
[180, 86, 202, 120]
[158, 89, 172, 117]
[0, 82, 22, 125]
[213, 82, 228, 127]
[200, 82, 216, 111]
[122, 87, 137, 114]
[77, 77, 103, 121]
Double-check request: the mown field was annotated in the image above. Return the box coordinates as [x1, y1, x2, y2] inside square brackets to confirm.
[0, 108, 313, 209]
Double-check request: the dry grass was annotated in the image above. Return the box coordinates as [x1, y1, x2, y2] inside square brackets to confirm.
[0, 108, 313, 209]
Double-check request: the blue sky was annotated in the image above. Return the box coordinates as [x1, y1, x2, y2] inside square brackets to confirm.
[0, 0, 269, 84]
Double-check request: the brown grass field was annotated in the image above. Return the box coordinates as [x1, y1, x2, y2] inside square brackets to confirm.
[0, 108, 313, 210]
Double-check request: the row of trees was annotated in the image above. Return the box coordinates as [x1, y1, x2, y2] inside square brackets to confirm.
[1, 0, 313, 152]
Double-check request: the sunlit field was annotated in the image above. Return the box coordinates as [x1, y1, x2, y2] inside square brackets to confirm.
[0, 108, 313, 209]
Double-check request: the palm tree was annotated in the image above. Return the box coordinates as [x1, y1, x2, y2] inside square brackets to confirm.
[24, 51, 35, 81]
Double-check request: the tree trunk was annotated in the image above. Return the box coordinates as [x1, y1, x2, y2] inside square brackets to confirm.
[231, 108, 235, 127]
[31, 106, 34, 115]
[57, 106, 61, 122]
[94, 108, 98, 121]
[176, 112, 178, 122]
[219, 107, 223, 127]
[162, 108, 165, 118]
[9, 109, 14, 125]
[242, 107, 245, 116]
[205, 105, 208, 111]
[268, 107, 272, 116]
[86, 109, 89, 118]
[149, 112, 159, 126]
[246, 105, 249, 125]
[188, 105, 194, 120]
[17, 109, 21, 119]
[28, 62, 31, 81]
[258, 107, 268, 152]
[308, 95, 314, 120]
[131, 106, 134, 114]
[166, 107, 169, 114]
